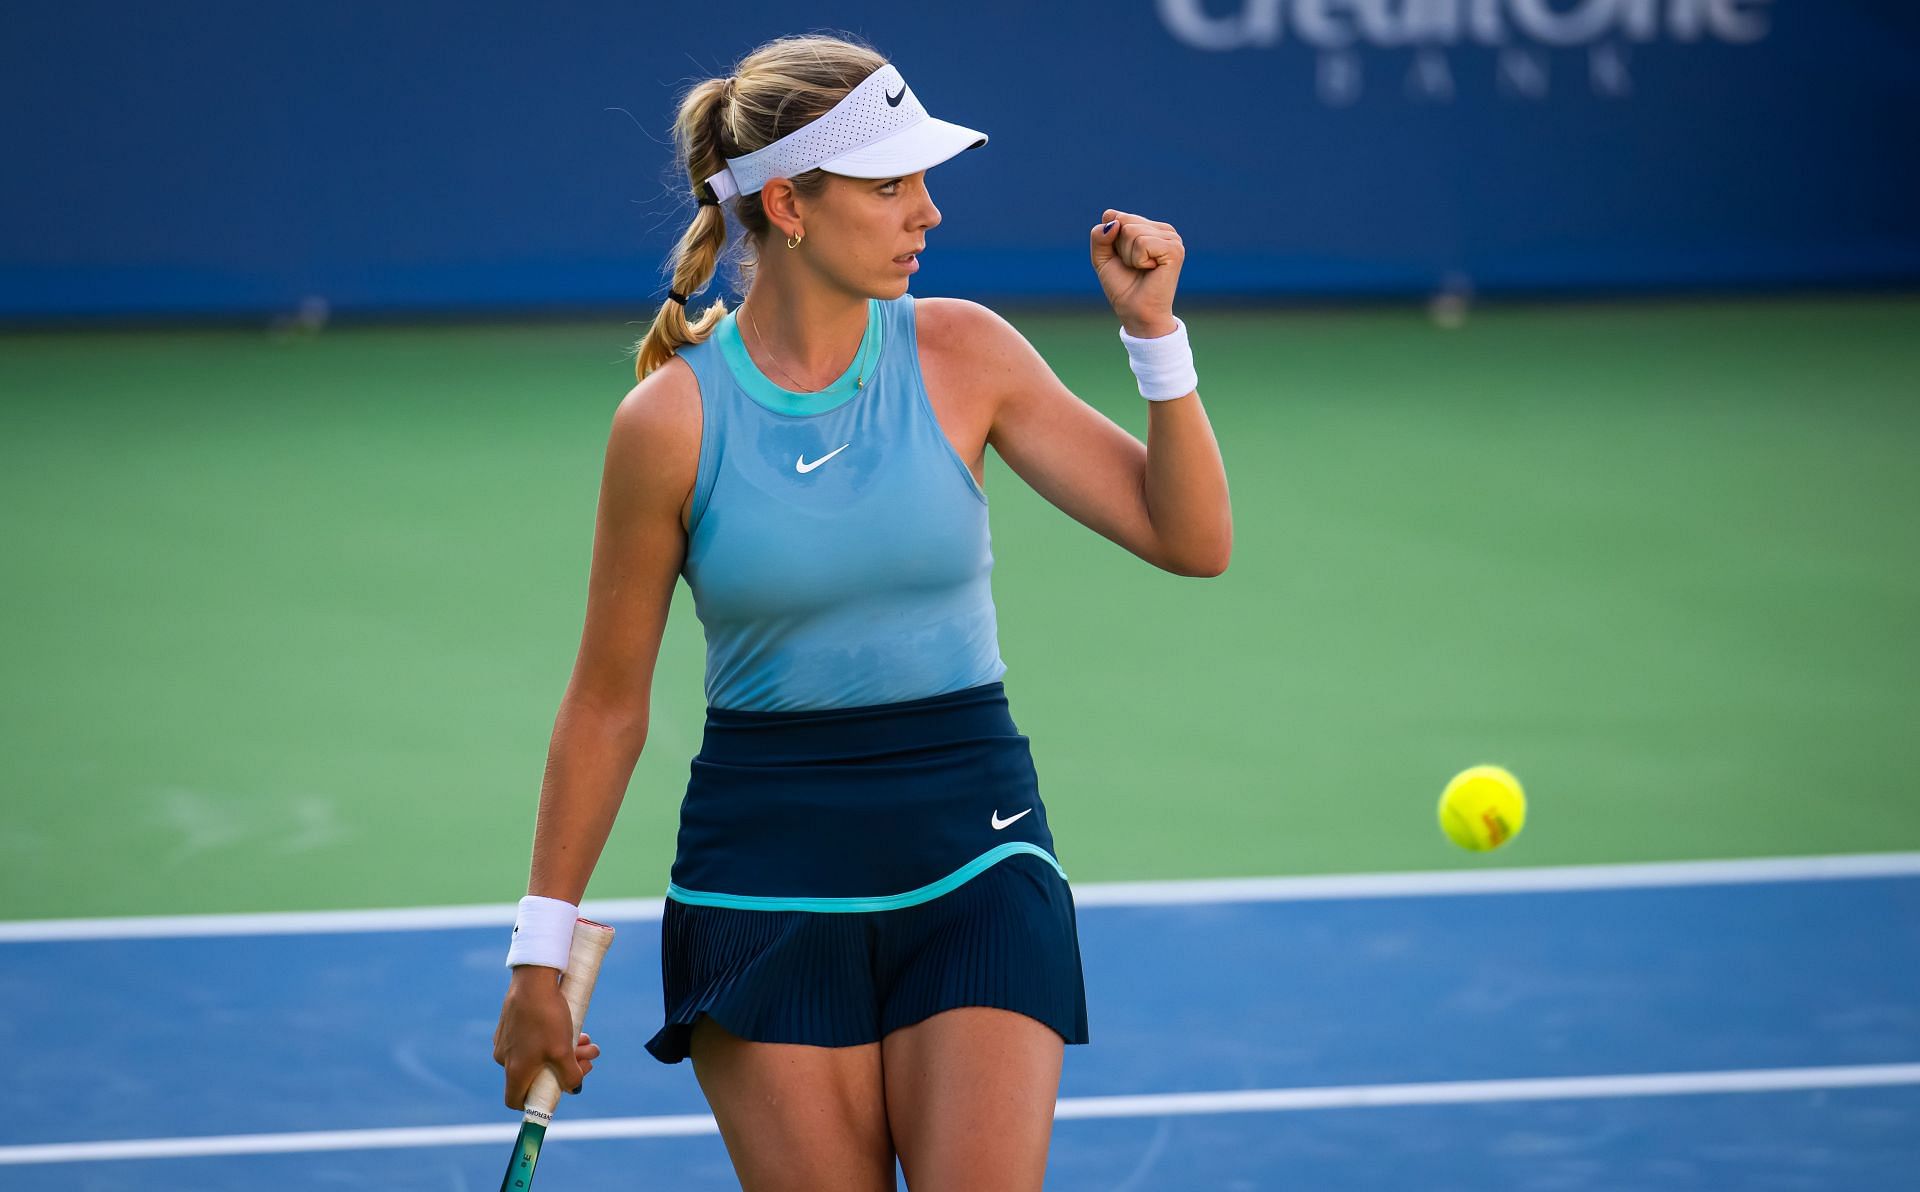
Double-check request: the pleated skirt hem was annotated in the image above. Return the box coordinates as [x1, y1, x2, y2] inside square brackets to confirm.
[644, 852, 1089, 1065]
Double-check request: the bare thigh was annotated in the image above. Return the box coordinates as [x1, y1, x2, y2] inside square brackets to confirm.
[689, 1016, 895, 1192]
[882, 1007, 1064, 1192]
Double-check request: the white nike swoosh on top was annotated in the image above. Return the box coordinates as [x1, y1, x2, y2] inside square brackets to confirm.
[991, 808, 1032, 830]
[796, 443, 851, 473]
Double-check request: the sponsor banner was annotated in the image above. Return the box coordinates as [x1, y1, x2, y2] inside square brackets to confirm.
[2, 1, 1914, 318]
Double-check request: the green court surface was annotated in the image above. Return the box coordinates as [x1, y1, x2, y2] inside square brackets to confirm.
[2, 296, 1916, 921]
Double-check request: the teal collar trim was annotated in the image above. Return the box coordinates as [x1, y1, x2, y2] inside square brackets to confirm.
[665, 842, 1067, 912]
[717, 298, 883, 417]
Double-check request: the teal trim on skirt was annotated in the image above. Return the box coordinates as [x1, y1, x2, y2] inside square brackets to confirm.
[644, 682, 1089, 1064]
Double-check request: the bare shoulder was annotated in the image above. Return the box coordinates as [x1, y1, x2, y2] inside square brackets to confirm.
[609, 352, 702, 528]
[613, 353, 701, 451]
[912, 296, 1053, 421]
[913, 295, 1027, 361]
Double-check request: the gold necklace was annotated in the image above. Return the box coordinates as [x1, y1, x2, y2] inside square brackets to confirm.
[744, 301, 868, 391]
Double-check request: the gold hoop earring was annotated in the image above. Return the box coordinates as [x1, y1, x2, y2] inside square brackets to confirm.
[786, 230, 804, 250]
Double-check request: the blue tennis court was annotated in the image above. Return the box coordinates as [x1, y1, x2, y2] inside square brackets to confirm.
[5, 857, 1916, 1190]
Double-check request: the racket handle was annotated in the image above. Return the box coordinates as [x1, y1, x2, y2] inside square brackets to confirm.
[522, 917, 616, 1124]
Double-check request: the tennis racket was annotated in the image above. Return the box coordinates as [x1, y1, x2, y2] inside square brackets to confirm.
[500, 917, 616, 1191]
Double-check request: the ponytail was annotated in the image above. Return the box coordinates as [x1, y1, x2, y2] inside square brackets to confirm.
[628, 33, 887, 381]
[633, 80, 735, 381]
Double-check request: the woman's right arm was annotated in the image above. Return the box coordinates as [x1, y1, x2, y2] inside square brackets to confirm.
[495, 359, 701, 1109]
[526, 360, 700, 907]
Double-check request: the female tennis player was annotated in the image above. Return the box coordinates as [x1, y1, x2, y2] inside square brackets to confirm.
[493, 32, 1230, 1191]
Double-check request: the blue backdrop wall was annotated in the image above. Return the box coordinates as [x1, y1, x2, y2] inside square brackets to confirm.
[3, 1, 1916, 319]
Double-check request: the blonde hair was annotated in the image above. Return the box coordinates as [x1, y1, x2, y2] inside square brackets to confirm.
[633, 33, 888, 381]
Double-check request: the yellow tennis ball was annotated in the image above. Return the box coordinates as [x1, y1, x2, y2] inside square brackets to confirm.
[1438, 765, 1526, 851]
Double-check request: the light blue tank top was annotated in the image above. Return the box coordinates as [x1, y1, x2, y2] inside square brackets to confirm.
[673, 293, 1007, 711]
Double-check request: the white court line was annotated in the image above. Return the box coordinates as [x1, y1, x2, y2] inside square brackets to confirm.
[4, 1063, 1918, 1166]
[3, 851, 1918, 943]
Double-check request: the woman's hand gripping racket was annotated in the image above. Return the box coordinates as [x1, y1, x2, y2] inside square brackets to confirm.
[497, 918, 615, 1191]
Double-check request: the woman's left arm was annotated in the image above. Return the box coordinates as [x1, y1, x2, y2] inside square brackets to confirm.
[967, 209, 1231, 577]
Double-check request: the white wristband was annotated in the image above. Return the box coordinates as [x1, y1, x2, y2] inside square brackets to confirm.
[505, 894, 578, 970]
[1118, 316, 1198, 401]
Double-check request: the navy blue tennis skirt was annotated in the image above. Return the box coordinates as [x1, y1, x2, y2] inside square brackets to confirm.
[643, 681, 1089, 1064]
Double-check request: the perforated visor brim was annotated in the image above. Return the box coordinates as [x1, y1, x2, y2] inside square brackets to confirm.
[815, 118, 989, 180]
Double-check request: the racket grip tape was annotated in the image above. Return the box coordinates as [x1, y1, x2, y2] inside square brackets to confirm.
[521, 917, 615, 1125]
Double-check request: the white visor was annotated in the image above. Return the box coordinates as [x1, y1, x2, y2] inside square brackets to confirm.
[705, 63, 988, 201]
